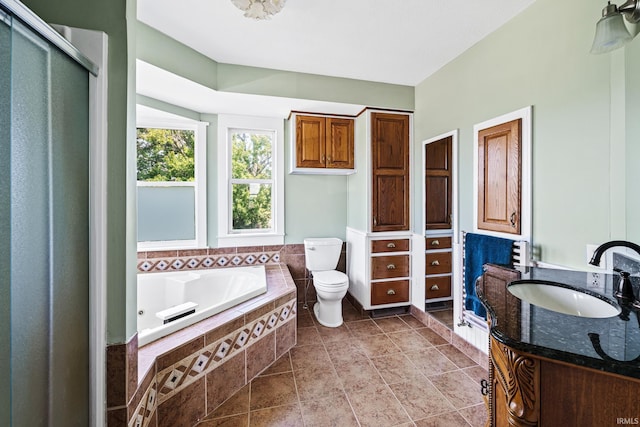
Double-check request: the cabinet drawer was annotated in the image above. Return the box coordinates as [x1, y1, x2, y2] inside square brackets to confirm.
[371, 255, 410, 279]
[371, 280, 410, 305]
[425, 276, 452, 299]
[425, 252, 451, 275]
[425, 236, 451, 249]
[371, 239, 409, 253]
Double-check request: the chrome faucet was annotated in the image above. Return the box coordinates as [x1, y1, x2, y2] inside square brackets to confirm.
[589, 240, 640, 306]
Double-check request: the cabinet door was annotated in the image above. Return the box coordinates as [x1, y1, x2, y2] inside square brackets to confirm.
[326, 117, 354, 169]
[296, 115, 326, 168]
[477, 119, 521, 234]
[425, 136, 452, 229]
[371, 113, 410, 232]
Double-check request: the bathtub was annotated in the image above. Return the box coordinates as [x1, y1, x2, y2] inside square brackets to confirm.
[137, 265, 267, 346]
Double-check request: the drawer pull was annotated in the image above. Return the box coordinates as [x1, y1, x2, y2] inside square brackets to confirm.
[387, 289, 396, 295]
[430, 284, 440, 291]
[431, 239, 440, 246]
[387, 264, 396, 270]
[386, 242, 396, 248]
[431, 260, 440, 266]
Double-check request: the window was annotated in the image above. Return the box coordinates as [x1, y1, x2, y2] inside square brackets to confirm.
[218, 115, 284, 247]
[136, 117, 207, 250]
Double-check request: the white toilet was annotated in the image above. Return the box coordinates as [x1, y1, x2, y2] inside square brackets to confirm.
[303, 237, 349, 327]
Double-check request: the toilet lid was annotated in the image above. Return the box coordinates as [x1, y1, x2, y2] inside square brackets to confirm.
[313, 270, 348, 286]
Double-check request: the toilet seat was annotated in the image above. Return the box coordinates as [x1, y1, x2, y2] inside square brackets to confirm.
[312, 270, 348, 287]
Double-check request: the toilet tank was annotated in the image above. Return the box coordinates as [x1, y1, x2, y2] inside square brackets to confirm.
[303, 238, 343, 271]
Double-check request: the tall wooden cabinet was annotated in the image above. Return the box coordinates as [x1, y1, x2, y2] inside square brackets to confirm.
[347, 110, 413, 311]
[424, 135, 454, 302]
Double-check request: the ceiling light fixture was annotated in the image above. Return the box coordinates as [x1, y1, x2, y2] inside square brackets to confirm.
[591, 0, 640, 54]
[231, 0, 286, 20]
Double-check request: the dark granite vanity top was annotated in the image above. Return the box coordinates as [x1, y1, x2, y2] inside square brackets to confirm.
[477, 265, 640, 380]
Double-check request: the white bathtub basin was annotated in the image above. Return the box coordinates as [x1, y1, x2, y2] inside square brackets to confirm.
[507, 280, 621, 318]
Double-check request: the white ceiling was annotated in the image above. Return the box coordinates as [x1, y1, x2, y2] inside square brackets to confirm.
[136, 0, 536, 117]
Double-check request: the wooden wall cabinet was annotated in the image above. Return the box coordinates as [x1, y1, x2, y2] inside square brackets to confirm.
[477, 118, 521, 234]
[425, 136, 452, 230]
[292, 114, 354, 174]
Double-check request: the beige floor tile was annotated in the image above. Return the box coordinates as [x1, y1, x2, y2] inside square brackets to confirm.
[405, 347, 458, 376]
[333, 358, 386, 392]
[414, 411, 472, 427]
[373, 316, 413, 332]
[299, 393, 359, 427]
[415, 327, 449, 345]
[430, 370, 484, 409]
[354, 333, 402, 357]
[315, 323, 354, 344]
[389, 377, 456, 421]
[436, 344, 477, 369]
[387, 329, 434, 353]
[289, 344, 331, 371]
[324, 339, 369, 365]
[295, 326, 321, 347]
[346, 382, 412, 427]
[197, 413, 249, 427]
[249, 403, 304, 427]
[370, 353, 423, 385]
[344, 319, 384, 338]
[249, 372, 298, 411]
[293, 367, 344, 402]
[461, 365, 489, 384]
[458, 403, 489, 427]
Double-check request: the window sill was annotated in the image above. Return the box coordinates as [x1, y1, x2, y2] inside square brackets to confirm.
[217, 233, 284, 248]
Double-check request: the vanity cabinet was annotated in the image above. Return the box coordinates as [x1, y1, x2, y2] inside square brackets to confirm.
[489, 336, 640, 427]
[292, 114, 354, 173]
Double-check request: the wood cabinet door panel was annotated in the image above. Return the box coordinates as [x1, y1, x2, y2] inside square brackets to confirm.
[371, 112, 409, 232]
[326, 117, 354, 169]
[371, 280, 410, 305]
[371, 255, 409, 279]
[296, 115, 325, 168]
[477, 119, 521, 234]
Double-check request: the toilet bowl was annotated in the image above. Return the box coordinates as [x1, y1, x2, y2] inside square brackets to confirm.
[303, 238, 349, 327]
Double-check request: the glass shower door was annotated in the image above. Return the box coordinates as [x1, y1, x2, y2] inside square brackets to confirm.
[1, 4, 91, 425]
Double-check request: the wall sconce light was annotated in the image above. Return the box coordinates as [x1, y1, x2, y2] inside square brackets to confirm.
[591, 1, 640, 53]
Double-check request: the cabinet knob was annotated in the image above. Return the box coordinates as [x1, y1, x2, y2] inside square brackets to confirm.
[387, 242, 396, 248]
[430, 284, 440, 291]
[387, 289, 396, 295]
[431, 260, 440, 266]
[431, 240, 440, 246]
[386, 264, 396, 270]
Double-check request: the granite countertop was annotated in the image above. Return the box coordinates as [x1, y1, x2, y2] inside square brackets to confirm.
[477, 265, 640, 380]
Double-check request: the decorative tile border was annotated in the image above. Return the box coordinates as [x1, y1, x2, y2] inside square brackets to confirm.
[128, 380, 157, 427]
[156, 298, 296, 404]
[138, 252, 281, 273]
[127, 298, 296, 426]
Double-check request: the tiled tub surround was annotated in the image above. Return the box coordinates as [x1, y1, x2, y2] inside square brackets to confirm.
[106, 263, 297, 427]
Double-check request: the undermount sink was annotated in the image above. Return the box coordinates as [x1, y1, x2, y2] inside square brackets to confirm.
[507, 280, 621, 318]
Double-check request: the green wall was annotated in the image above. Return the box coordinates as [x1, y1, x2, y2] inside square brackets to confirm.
[414, 0, 638, 268]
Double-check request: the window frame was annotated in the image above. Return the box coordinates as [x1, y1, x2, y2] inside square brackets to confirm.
[217, 115, 284, 247]
[136, 117, 208, 251]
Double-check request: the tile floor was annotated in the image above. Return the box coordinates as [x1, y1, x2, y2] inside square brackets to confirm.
[197, 301, 488, 427]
